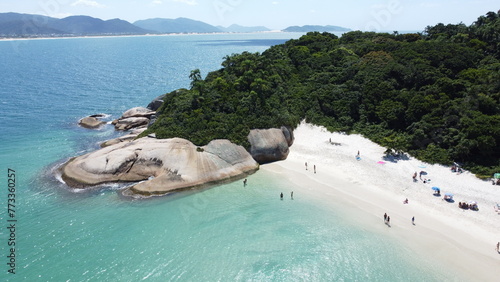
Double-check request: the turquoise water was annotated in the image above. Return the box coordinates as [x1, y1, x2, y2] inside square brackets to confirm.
[1, 33, 446, 281]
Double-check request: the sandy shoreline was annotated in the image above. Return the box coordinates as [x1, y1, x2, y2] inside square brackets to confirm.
[261, 122, 500, 281]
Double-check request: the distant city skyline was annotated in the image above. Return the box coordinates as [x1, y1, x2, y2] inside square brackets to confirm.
[0, 0, 498, 32]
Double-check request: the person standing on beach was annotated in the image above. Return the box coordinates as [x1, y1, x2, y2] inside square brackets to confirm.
[291, 191, 293, 199]
[243, 178, 247, 187]
[305, 162, 308, 170]
[496, 242, 499, 252]
[384, 213, 387, 222]
[412, 216, 415, 225]
[387, 216, 390, 224]
[314, 165, 316, 174]
[280, 192, 283, 200]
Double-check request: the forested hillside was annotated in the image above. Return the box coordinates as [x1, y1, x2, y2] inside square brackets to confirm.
[144, 11, 500, 177]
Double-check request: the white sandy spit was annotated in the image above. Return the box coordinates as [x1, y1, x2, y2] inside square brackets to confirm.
[262, 121, 500, 281]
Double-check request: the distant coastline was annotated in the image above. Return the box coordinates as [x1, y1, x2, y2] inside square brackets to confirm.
[0, 30, 291, 41]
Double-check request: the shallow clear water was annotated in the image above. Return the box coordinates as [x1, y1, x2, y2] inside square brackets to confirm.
[1, 33, 448, 281]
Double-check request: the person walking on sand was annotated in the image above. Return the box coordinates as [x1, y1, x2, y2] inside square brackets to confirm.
[314, 165, 316, 174]
[305, 162, 308, 170]
[496, 242, 499, 252]
[412, 216, 415, 225]
[291, 191, 294, 199]
[384, 213, 387, 222]
[387, 216, 390, 224]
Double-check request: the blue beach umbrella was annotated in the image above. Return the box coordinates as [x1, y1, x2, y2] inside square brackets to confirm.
[445, 193, 453, 197]
[432, 187, 440, 191]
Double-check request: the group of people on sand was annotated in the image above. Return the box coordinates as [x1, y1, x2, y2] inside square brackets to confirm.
[415, 171, 431, 183]
[450, 165, 463, 174]
[458, 202, 478, 211]
[305, 162, 316, 173]
[383, 213, 391, 225]
[491, 179, 500, 185]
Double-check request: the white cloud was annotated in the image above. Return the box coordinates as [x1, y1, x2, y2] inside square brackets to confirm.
[71, 0, 105, 8]
[272, 1, 279, 4]
[171, 0, 198, 6]
[151, 0, 163, 5]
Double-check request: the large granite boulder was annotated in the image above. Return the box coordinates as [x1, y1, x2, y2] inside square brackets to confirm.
[281, 126, 294, 147]
[100, 127, 148, 148]
[121, 107, 155, 119]
[114, 117, 150, 131]
[147, 94, 167, 111]
[78, 115, 106, 129]
[112, 107, 155, 131]
[248, 128, 292, 164]
[61, 137, 259, 197]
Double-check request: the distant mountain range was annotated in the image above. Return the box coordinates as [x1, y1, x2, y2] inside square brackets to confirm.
[0, 12, 350, 37]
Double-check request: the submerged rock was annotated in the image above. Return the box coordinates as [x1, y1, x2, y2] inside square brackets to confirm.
[61, 137, 259, 197]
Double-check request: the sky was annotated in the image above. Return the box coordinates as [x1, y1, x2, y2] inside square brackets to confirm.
[0, 0, 498, 31]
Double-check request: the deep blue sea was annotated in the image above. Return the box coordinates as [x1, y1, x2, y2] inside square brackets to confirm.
[1, 33, 449, 281]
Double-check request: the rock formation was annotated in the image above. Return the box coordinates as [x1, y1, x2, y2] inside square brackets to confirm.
[111, 107, 156, 131]
[100, 127, 147, 147]
[248, 127, 293, 164]
[61, 137, 259, 197]
[78, 114, 106, 129]
[147, 94, 167, 111]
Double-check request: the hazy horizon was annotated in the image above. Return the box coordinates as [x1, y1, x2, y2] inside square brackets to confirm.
[0, 0, 498, 32]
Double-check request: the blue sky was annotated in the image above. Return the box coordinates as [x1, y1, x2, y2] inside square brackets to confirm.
[0, 0, 498, 31]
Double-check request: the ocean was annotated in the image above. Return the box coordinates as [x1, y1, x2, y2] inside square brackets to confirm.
[1, 33, 448, 281]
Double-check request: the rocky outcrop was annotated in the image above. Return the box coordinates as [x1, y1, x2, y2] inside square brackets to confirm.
[100, 127, 148, 147]
[121, 107, 155, 119]
[78, 115, 106, 129]
[61, 137, 259, 197]
[112, 107, 155, 131]
[113, 117, 150, 131]
[147, 94, 167, 111]
[248, 127, 294, 164]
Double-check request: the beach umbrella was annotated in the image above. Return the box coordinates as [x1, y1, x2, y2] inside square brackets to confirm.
[468, 201, 477, 205]
[432, 187, 440, 191]
[377, 161, 385, 164]
[418, 164, 426, 168]
[494, 173, 500, 179]
[445, 193, 453, 197]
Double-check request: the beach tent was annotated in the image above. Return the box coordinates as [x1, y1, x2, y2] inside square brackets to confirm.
[444, 193, 454, 202]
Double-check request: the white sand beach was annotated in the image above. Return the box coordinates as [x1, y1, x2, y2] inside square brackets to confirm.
[262, 121, 500, 281]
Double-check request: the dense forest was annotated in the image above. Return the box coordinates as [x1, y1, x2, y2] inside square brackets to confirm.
[143, 11, 500, 178]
